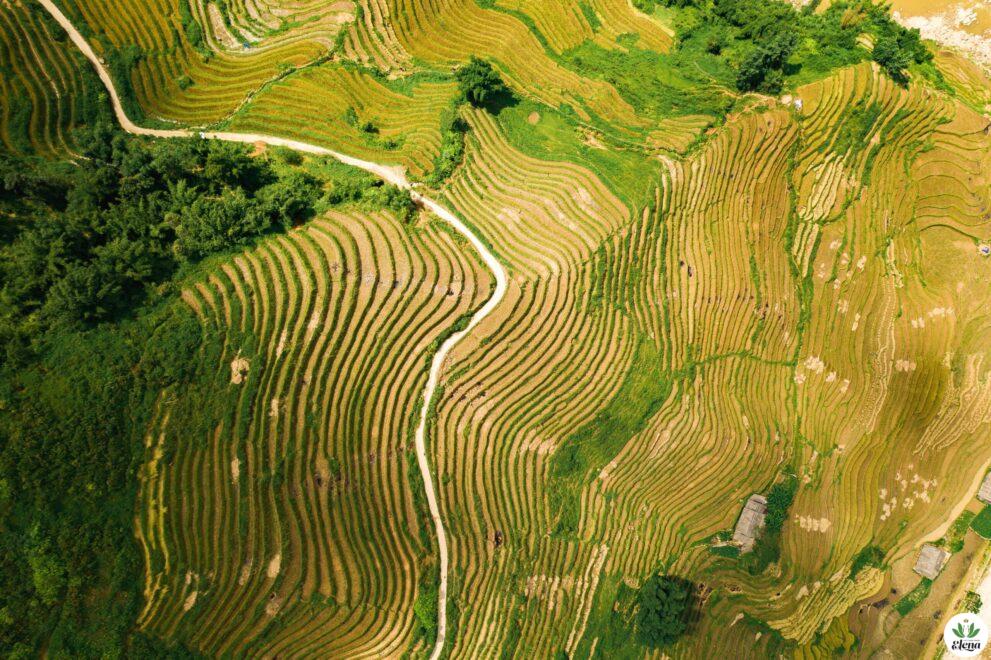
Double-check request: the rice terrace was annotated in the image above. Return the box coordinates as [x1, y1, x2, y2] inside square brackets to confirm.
[2, 0, 991, 657]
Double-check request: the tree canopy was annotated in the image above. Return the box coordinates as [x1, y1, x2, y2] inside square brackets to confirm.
[455, 57, 510, 109]
[642, 0, 935, 96]
[636, 574, 695, 648]
[736, 32, 797, 94]
[0, 126, 325, 356]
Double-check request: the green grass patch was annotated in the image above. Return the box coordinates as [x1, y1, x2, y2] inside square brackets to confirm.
[830, 100, 883, 157]
[0, 298, 216, 656]
[849, 544, 886, 579]
[578, 1, 602, 31]
[550, 338, 670, 536]
[893, 578, 932, 616]
[559, 39, 734, 120]
[551, 339, 670, 481]
[497, 99, 661, 207]
[944, 510, 977, 551]
[708, 544, 741, 558]
[572, 575, 642, 658]
[970, 506, 991, 540]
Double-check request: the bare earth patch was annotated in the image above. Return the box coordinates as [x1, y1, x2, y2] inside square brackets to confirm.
[267, 553, 281, 578]
[230, 356, 250, 384]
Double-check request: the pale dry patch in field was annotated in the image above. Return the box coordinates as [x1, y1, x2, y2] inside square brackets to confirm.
[230, 356, 250, 384]
[266, 553, 281, 579]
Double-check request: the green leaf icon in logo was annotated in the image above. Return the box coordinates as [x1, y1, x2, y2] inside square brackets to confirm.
[966, 622, 979, 638]
[954, 622, 966, 637]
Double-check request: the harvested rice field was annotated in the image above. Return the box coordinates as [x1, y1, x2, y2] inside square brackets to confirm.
[5, 0, 991, 657]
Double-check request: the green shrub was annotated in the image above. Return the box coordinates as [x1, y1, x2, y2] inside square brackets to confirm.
[764, 475, 798, 534]
[873, 35, 910, 83]
[964, 591, 983, 612]
[178, 0, 206, 56]
[849, 544, 886, 578]
[429, 111, 468, 185]
[455, 57, 510, 110]
[413, 570, 439, 643]
[636, 574, 694, 648]
[104, 45, 145, 122]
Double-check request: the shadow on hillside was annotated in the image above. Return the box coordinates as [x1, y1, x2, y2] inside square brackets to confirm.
[480, 88, 519, 115]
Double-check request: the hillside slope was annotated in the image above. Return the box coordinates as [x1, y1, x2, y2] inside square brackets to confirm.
[5, 0, 991, 657]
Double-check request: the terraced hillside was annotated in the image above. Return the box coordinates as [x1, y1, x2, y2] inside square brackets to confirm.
[55, 0, 350, 124]
[136, 209, 491, 655]
[8, 0, 991, 657]
[53, 0, 684, 173]
[0, 0, 104, 153]
[225, 67, 456, 178]
[427, 62, 991, 657]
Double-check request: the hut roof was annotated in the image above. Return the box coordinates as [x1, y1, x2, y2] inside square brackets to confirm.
[733, 494, 768, 553]
[913, 544, 949, 580]
[978, 472, 991, 505]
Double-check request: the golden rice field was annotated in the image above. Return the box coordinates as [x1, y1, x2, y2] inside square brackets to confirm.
[136, 209, 491, 655]
[420, 62, 991, 656]
[9, 0, 991, 656]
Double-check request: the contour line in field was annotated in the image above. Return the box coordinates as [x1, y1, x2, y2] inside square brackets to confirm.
[35, 1, 510, 656]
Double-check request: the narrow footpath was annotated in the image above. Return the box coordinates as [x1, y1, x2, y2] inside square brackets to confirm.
[36, 1, 509, 656]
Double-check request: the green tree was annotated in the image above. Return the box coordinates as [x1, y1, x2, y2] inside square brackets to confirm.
[455, 57, 509, 109]
[25, 527, 65, 606]
[636, 574, 694, 648]
[258, 171, 320, 228]
[736, 33, 796, 93]
[872, 35, 911, 83]
[172, 188, 272, 258]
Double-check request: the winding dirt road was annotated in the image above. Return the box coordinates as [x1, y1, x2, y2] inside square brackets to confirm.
[36, 1, 508, 656]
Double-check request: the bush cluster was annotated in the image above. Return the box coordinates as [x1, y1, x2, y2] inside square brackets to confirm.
[644, 0, 933, 95]
[636, 574, 695, 647]
[455, 57, 510, 109]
